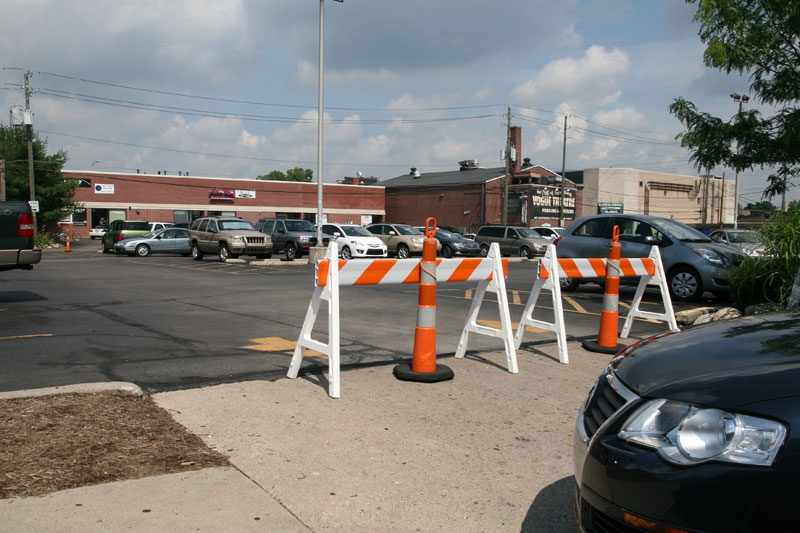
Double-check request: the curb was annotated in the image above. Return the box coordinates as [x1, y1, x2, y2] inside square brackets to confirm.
[0, 381, 143, 401]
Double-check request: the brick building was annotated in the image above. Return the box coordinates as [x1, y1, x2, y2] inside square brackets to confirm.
[62, 170, 385, 238]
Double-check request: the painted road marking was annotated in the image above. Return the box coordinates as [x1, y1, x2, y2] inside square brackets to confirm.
[241, 337, 325, 358]
[477, 319, 548, 333]
[512, 290, 522, 305]
[0, 333, 54, 341]
[562, 295, 588, 314]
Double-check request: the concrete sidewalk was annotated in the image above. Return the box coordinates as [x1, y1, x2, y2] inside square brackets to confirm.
[1, 342, 614, 532]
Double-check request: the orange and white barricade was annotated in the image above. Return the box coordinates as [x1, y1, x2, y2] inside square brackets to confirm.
[288, 241, 515, 398]
[514, 244, 679, 364]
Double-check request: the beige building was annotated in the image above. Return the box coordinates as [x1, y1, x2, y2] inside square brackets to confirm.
[581, 168, 735, 226]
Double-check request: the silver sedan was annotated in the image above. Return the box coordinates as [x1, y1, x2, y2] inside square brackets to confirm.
[114, 228, 191, 257]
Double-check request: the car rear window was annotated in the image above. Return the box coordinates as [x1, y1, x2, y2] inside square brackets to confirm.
[123, 221, 149, 231]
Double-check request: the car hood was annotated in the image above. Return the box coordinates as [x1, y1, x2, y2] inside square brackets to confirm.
[343, 236, 384, 246]
[612, 313, 800, 409]
[730, 242, 767, 256]
[684, 241, 748, 264]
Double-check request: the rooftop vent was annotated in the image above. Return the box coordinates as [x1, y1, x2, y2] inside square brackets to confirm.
[459, 159, 479, 170]
[410, 167, 421, 178]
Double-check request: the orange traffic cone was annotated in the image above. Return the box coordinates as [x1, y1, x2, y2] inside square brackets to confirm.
[582, 225, 625, 354]
[394, 217, 454, 383]
[65, 233, 71, 252]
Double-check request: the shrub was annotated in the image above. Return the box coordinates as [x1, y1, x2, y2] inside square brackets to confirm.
[729, 206, 800, 309]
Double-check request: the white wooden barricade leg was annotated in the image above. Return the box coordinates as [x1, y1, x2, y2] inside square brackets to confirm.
[454, 242, 518, 373]
[288, 241, 341, 398]
[514, 244, 569, 364]
[620, 246, 680, 338]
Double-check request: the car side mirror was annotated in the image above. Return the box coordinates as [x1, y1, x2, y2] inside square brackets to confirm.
[209, 228, 217, 234]
[156, 235, 163, 240]
[333, 232, 341, 237]
[277, 228, 285, 234]
[644, 235, 658, 244]
[388, 230, 396, 236]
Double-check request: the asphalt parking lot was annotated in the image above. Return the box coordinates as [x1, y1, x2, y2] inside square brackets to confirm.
[0, 240, 710, 393]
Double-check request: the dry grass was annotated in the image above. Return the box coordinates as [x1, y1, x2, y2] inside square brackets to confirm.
[0, 393, 228, 498]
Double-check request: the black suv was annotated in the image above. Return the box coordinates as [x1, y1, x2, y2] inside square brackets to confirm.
[255, 218, 328, 260]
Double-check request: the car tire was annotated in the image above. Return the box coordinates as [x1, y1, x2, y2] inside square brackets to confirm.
[396, 243, 410, 259]
[191, 244, 203, 261]
[560, 277, 580, 292]
[441, 245, 453, 258]
[341, 246, 353, 260]
[519, 246, 532, 259]
[668, 266, 703, 302]
[480, 244, 490, 257]
[219, 244, 231, 262]
[135, 244, 150, 257]
[285, 243, 297, 261]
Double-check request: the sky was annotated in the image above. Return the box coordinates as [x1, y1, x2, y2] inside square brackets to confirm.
[1, 0, 794, 207]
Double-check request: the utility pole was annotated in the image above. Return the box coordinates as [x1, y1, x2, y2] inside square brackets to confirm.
[0, 159, 5, 201]
[719, 172, 725, 228]
[24, 71, 37, 238]
[559, 114, 568, 227]
[503, 106, 511, 225]
[730, 93, 749, 228]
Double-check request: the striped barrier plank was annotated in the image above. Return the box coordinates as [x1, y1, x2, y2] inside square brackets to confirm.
[315, 257, 509, 287]
[539, 257, 655, 280]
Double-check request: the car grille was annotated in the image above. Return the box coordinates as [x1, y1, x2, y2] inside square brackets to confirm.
[585, 503, 640, 533]
[365, 249, 384, 256]
[245, 236, 265, 244]
[583, 373, 628, 438]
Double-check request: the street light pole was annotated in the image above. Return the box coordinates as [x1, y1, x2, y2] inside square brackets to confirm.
[730, 92, 749, 229]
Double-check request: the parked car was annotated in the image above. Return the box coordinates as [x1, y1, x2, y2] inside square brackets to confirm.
[414, 227, 481, 258]
[0, 201, 41, 271]
[574, 312, 799, 532]
[366, 223, 441, 258]
[149, 222, 174, 232]
[89, 225, 108, 240]
[101, 220, 150, 253]
[555, 214, 749, 302]
[321, 223, 387, 259]
[189, 216, 272, 262]
[709, 228, 766, 257]
[530, 225, 565, 240]
[474, 225, 550, 258]
[255, 218, 327, 260]
[462, 233, 476, 241]
[113, 227, 191, 257]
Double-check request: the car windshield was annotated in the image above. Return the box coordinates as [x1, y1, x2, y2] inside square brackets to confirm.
[650, 218, 711, 242]
[218, 220, 256, 231]
[285, 220, 316, 232]
[516, 228, 542, 239]
[395, 225, 423, 235]
[435, 229, 457, 239]
[728, 231, 763, 244]
[342, 226, 372, 237]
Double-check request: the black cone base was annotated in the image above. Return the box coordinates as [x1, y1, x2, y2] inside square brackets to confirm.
[582, 339, 625, 355]
[393, 362, 454, 383]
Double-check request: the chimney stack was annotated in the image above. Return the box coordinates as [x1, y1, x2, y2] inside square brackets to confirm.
[511, 126, 522, 174]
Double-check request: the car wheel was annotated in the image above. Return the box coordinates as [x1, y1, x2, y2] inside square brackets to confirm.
[285, 243, 297, 261]
[669, 266, 703, 302]
[191, 244, 203, 261]
[480, 244, 490, 257]
[219, 244, 231, 262]
[341, 246, 353, 260]
[135, 244, 150, 257]
[441, 245, 453, 258]
[519, 246, 532, 259]
[560, 277, 580, 291]
[396, 243, 410, 259]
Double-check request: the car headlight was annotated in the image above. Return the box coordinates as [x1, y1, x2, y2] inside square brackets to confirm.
[299, 236, 311, 242]
[230, 236, 244, 245]
[693, 247, 723, 265]
[619, 399, 787, 466]
[411, 238, 423, 245]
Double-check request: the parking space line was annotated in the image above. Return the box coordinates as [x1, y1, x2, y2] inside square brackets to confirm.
[241, 336, 326, 358]
[477, 319, 547, 333]
[0, 333, 54, 341]
[562, 295, 589, 314]
[512, 290, 522, 305]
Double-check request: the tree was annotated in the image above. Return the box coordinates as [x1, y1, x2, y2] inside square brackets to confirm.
[256, 167, 313, 182]
[0, 124, 75, 231]
[744, 200, 776, 212]
[668, 0, 800, 208]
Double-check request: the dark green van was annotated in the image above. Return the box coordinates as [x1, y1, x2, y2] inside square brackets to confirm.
[102, 219, 150, 253]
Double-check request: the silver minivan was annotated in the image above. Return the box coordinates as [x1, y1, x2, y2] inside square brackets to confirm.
[555, 214, 749, 301]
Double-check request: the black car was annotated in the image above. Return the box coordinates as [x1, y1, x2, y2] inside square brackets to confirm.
[574, 313, 799, 532]
[415, 227, 481, 258]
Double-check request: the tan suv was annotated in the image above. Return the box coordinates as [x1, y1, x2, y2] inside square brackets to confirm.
[366, 223, 440, 258]
[188, 216, 272, 262]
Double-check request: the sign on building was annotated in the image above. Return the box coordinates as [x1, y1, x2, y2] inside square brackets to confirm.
[94, 184, 115, 194]
[529, 186, 576, 219]
[235, 189, 256, 199]
[598, 202, 624, 214]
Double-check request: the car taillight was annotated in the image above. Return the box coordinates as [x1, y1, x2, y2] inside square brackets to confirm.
[118, 234, 125, 241]
[553, 236, 561, 246]
[18, 213, 35, 237]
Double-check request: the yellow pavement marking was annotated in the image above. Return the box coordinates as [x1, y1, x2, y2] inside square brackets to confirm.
[465, 289, 473, 300]
[241, 336, 325, 358]
[0, 333, 54, 341]
[562, 295, 589, 314]
[618, 301, 631, 309]
[477, 319, 547, 333]
[512, 290, 522, 305]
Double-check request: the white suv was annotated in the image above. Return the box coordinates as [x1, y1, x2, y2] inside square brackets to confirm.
[322, 223, 387, 259]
